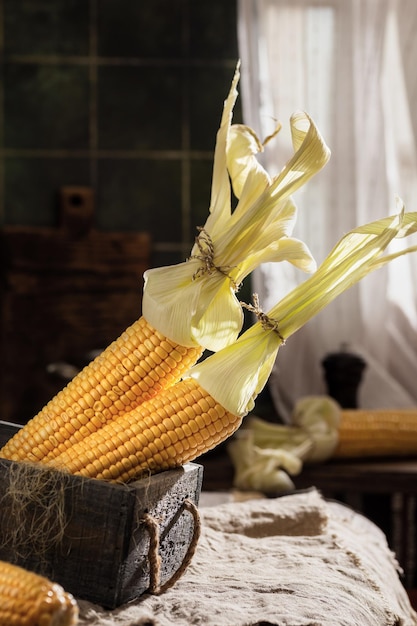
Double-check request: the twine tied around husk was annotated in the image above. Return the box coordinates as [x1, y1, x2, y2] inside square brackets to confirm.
[190, 228, 237, 290]
[142, 498, 201, 595]
[241, 293, 285, 342]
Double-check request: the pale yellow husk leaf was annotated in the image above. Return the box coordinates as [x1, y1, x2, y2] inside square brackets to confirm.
[143, 68, 330, 350]
[228, 395, 341, 492]
[189, 204, 417, 415]
[228, 430, 304, 492]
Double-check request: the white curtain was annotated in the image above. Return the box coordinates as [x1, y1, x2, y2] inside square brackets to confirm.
[238, 0, 417, 420]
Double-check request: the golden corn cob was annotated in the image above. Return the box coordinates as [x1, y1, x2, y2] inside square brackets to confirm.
[0, 316, 202, 464]
[0, 560, 78, 626]
[50, 378, 242, 483]
[0, 66, 329, 470]
[334, 409, 417, 458]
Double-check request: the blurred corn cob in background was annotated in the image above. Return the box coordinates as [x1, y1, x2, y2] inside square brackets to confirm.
[0, 63, 330, 465]
[334, 409, 417, 458]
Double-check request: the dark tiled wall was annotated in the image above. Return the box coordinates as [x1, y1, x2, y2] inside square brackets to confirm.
[0, 0, 241, 268]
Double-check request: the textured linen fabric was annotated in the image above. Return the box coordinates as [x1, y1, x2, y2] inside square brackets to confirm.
[77, 489, 417, 626]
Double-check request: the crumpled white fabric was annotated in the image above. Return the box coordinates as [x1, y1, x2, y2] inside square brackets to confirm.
[228, 397, 342, 493]
[77, 489, 417, 626]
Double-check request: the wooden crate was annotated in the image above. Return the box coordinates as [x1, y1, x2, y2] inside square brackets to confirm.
[0, 422, 203, 608]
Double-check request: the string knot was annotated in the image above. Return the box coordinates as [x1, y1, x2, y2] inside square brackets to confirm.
[241, 293, 285, 342]
[189, 228, 237, 290]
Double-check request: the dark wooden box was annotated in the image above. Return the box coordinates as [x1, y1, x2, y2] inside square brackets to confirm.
[0, 421, 203, 609]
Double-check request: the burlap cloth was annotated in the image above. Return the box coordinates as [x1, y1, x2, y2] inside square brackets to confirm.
[77, 488, 417, 626]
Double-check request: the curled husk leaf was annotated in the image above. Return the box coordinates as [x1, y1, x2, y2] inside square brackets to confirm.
[228, 395, 341, 493]
[189, 203, 417, 415]
[143, 65, 330, 350]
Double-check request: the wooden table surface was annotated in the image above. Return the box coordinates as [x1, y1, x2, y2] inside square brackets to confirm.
[199, 449, 417, 494]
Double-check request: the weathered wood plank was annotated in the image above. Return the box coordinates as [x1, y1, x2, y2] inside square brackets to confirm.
[1, 227, 151, 273]
[0, 421, 22, 448]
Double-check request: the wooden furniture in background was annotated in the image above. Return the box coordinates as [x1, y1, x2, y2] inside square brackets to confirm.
[0, 187, 151, 423]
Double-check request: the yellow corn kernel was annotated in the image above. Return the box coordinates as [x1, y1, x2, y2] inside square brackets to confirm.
[50, 378, 242, 483]
[0, 560, 78, 626]
[0, 316, 203, 464]
[334, 409, 417, 458]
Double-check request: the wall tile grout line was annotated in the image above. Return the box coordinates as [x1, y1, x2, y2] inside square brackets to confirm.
[5, 54, 238, 69]
[181, 0, 192, 258]
[0, 0, 4, 223]
[1, 149, 214, 160]
[89, 0, 99, 190]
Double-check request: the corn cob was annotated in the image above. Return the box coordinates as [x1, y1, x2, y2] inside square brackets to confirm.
[0, 560, 78, 626]
[0, 64, 330, 468]
[50, 378, 242, 483]
[49, 206, 417, 481]
[333, 409, 417, 458]
[0, 317, 202, 463]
